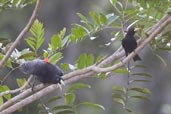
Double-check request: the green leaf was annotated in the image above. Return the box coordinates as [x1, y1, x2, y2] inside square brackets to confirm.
[114, 68, 128, 74]
[112, 93, 126, 101]
[131, 72, 152, 77]
[77, 53, 87, 69]
[18, 52, 36, 59]
[86, 54, 94, 66]
[69, 34, 76, 43]
[52, 105, 72, 111]
[16, 78, 26, 87]
[64, 93, 75, 105]
[129, 80, 151, 83]
[51, 35, 62, 51]
[47, 96, 62, 104]
[5, 60, 12, 68]
[155, 54, 167, 67]
[112, 86, 126, 93]
[0, 85, 11, 100]
[134, 64, 147, 69]
[30, 19, 44, 38]
[116, 1, 123, 9]
[36, 36, 44, 51]
[113, 98, 125, 107]
[43, 50, 48, 58]
[99, 13, 107, 25]
[61, 63, 69, 72]
[77, 13, 88, 23]
[62, 35, 70, 47]
[67, 83, 91, 93]
[125, 108, 132, 112]
[77, 102, 105, 110]
[58, 27, 66, 39]
[97, 73, 107, 80]
[55, 110, 75, 114]
[70, 24, 87, 42]
[77, 13, 94, 30]
[25, 39, 35, 51]
[0, 53, 13, 68]
[106, 13, 119, 25]
[49, 52, 63, 64]
[129, 79, 151, 83]
[27, 19, 45, 52]
[20, 48, 32, 55]
[130, 95, 150, 101]
[89, 11, 100, 25]
[95, 55, 104, 63]
[11, 0, 18, 6]
[129, 87, 151, 94]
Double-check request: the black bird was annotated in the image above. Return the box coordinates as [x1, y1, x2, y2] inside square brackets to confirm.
[20, 58, 64, 84]
[122, 27, 141, 61]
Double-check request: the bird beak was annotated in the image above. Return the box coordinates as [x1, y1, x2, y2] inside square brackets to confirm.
[134, 28, 140, 31]
[60, 80, 65, 86]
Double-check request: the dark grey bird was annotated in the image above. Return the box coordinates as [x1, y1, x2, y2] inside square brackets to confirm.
[20, 58, 64, 84]
[122, 27, 141, 61]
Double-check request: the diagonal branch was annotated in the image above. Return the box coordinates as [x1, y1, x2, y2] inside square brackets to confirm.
[0, 0, 41, 68]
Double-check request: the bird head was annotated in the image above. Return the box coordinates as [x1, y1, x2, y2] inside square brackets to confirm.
[127, 27, 140, 36]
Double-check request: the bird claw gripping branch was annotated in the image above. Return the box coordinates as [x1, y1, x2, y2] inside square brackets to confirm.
[19, 58, 64, 91]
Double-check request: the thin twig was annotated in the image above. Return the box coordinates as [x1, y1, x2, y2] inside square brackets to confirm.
[1, 66, 20, 85]
[0, 75, 33, 97]
[0, 0, 41, 68]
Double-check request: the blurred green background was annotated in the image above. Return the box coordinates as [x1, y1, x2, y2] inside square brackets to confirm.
[0, 0, 171, 114]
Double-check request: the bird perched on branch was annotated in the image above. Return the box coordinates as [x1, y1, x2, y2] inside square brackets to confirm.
[20, 58, 64, 86]
[122, 27, 141, 61]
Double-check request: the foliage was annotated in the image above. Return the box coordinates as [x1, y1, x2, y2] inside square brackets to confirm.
[0, 0, 171, 113]
[38, 83, 105, 114]
[0, 0, 36, 13]
[112, 64, 151, 112]
[25, 19, 45, 54]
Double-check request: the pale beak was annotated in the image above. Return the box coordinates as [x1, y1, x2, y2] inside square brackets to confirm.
[134, 28, 141, 31]
[60, 80, 65, 86]
[58, 83, 62, 90]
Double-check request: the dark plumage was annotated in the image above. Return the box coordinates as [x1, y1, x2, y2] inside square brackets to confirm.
[122, 27, 141, 61]
[20, 59, 63, 84]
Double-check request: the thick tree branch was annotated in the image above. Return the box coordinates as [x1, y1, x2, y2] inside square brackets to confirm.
[1, 13, 171, 114]
[1, 84, 62, 114]
[0, 0, 41, 68]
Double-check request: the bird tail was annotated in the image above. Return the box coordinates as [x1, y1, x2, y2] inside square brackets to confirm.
[133, 54, 141, 61]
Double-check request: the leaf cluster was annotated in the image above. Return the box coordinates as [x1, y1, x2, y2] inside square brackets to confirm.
[38, 83, 105, 114]
[112, 64, 152, 112]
